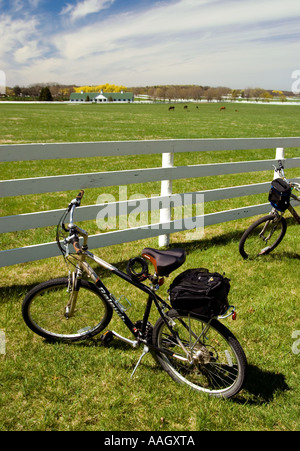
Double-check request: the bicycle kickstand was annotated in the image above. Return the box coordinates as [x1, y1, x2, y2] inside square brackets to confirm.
[131, 345, 150, 378]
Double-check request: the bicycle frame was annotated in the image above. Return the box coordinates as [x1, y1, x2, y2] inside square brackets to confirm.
[69, 248, 165, 339]
[66, 244, 234, 368]
[61, 199, 176, 342]
[66, 243, 200, 364]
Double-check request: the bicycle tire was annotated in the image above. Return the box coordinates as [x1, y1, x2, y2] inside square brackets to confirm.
[239, 214, 287, 260]
[22, 278, 113, 342]
[152, 310, 247, 398]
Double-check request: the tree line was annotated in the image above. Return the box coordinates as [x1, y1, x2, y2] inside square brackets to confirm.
[2, 82, 298, 102]
[3, 83, 128, 101]
[4, 83, 75, 101]
[129, 85, 296, 102]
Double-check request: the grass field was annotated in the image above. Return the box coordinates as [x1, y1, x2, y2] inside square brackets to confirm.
[1, 101, 300, 144]
[0, 102, 299, 431]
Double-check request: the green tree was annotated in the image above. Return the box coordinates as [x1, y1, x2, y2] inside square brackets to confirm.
[13, 85, 22, 97]
[39, 86, 53, 101]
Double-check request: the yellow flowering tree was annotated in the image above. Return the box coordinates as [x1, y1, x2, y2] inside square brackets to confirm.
[74, 84, 127, 93]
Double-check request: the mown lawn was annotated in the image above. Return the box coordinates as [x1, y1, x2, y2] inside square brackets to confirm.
[0, 102, 299, 431]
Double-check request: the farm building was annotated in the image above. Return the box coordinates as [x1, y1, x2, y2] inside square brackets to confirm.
[70, 91, 134, 103]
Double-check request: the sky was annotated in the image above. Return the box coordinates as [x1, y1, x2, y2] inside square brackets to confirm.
[1, 0, 300, 90]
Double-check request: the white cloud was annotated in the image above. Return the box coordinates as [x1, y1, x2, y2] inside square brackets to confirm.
[52, 0, 300, 81]
[2, 0, 300, 89]
[0, 13, 40, 58]
[14, 41, 43, 64]
[61, 0, 115, 22]
[55, 0, 300, 59]
[10, 0, 41, 12]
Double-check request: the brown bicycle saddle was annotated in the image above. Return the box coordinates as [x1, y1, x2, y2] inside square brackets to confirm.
[141, 248, 186, 277]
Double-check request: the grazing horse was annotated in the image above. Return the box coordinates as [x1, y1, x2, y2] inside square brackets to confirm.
[184, 105, 188, 109]
[220, 106, 226, 111]
[169, 106, 175, 111]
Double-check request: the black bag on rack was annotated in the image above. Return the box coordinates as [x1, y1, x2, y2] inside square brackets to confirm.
[269, 179, 291, 212]
[168, 268, 230, 317]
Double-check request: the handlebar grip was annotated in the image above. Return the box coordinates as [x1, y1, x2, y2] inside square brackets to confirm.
[76, 190, 84, 201]
[67, 190, 85, 212]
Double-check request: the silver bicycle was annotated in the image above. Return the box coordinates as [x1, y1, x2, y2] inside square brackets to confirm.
[22, 191, 247, 398]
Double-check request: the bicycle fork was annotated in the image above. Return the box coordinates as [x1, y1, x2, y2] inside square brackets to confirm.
[259, 219, 274, 242]
[258, 216, 280, 254]
[65, 268, 82, 319]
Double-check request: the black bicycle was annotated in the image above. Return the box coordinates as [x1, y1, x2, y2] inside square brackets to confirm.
[239, 162, 300, 260]
[22, 191, 247, 398]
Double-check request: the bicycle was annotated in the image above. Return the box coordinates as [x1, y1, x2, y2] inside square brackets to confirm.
[239, 161, 300, 260]
[22, 191, 247, 398]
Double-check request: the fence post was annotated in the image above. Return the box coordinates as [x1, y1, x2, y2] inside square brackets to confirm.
[274, 148, 285, 178]
[159, 152, 174, 247]
[0, 330, 5, 355]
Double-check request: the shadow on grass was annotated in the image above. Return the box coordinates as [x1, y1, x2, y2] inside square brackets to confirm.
[233, 364, 289, 405]
[56, 337, 290, 405]
[102, 339, 290, 405]
[266, 251, 300, 261]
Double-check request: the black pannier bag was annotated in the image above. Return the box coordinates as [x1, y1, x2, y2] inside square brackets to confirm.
[168, 268, 230, 317]
[268, 179, 291, 212]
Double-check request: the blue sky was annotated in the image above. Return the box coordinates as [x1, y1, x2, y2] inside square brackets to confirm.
[1, 0, 300, 90]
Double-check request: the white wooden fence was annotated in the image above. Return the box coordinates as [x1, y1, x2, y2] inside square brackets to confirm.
[1, 138, 300, 267]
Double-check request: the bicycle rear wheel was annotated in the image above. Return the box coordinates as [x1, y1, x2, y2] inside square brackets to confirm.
[239, 214, 287, 260]
[22, 278, 113, 342]
[152, 310, 247, 398]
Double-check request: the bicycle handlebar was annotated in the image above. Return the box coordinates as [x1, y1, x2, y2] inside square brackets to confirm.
[56, 190, 88, 255]
[67, 190, 85, 226]
[68, 190, 85, 211]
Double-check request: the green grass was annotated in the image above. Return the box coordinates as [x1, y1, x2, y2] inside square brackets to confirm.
[0, 102, 300, 144]
[0, 102, 299, 431]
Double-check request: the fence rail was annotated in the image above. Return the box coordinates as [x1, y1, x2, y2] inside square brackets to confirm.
[1, 137, 300, 161]
[1, 137, 300, 267]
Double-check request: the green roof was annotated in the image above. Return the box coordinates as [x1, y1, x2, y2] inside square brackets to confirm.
[70, 91, 133, 101]
[70, 92, 99, 100]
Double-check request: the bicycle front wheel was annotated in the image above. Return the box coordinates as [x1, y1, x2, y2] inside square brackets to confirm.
[22, 278, 113, 342]
[239, 214, 287, 260]
[152, 310, 247, 398]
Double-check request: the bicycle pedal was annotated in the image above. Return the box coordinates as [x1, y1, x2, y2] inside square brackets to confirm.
[100, 330, 114, 346]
